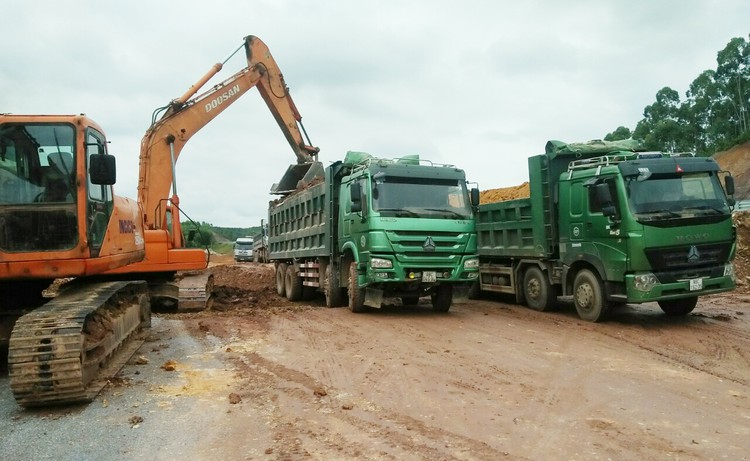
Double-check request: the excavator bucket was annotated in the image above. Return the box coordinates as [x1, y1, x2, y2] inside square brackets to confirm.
[271, 161, 324, 195]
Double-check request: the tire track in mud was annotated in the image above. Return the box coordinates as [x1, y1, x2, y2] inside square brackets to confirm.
[591, 317, 750, 387]
[231, 350, 520, 461]
[481, 297, 750, 387]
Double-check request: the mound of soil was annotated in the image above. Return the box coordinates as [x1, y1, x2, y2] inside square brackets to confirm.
[479, 182, 530, 204]
[733, 211, 750, 292]
[714, 140, 750, 200]
[208, 263, 310, 315]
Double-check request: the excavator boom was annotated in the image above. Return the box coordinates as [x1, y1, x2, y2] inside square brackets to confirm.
[137, 35, 318, 230]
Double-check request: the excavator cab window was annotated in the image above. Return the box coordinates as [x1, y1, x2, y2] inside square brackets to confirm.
[0, 122, 78, 251]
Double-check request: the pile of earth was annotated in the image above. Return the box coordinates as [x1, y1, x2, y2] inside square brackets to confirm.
[479, 182, 530, 204]
[209, 263, 312, 314]
[714, 140, 750, 200]
[733, 211, 750, 292]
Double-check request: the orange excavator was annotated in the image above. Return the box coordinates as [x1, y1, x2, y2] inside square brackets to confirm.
[0, 35, 317, 406]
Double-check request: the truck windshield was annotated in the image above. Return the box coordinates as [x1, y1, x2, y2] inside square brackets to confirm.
[372, 176, 472, 219]
[625, 172, 730, 221]
[235, 242, 253, 250]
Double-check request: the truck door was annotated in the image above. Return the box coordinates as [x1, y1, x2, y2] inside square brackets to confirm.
[582, 177, 628, 281]
[341, 177, 368, 253]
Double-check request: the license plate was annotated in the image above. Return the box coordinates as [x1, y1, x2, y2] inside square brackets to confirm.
[689, 278, 703, 291]
[422, 271, 436, 282]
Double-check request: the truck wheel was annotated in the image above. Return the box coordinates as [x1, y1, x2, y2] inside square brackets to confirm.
[324, 264, 344, 308]
[275, 263, 287, 297]
[658, 297, 698, 316]
[431, 285, 452, 312]
[523, 266, 557, 312]
[573, 269, 609, 322]
[348, 262, 366, 313]
[285, 265, 303, 301]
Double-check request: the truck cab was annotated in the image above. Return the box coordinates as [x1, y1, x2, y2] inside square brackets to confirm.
[233, 237, 254, 262]
[559, 151, 735, 316]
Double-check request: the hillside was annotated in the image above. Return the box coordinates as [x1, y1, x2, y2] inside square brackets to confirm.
[713, 140, 750, 200]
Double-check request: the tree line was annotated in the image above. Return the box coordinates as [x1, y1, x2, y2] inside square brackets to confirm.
[605, 35, 750, 156]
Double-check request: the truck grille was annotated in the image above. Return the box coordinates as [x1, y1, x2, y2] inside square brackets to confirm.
[643, 242, 731, 271]
[388, 231, 465, 257]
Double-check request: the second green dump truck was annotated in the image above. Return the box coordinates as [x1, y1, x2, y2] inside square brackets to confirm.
[269, 151, 479, 312]
[476, 139, 737, 322]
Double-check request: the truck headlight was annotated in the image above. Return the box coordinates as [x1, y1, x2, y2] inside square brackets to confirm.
[371, 257, 393, 269]
[633, 273, 659, 292]
[463, 258, 479, 269]
[725, 263, 736, 282]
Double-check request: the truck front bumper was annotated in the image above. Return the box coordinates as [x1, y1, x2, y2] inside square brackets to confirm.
[624, 263, 736, 303]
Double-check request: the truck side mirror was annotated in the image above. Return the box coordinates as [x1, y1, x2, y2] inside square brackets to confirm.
[351, 182, 362, 213]
[89, 154, 117, 185]
[470, 188, 480, 207]
[595, 183, 620, 222]
[725, 175, 735, 196]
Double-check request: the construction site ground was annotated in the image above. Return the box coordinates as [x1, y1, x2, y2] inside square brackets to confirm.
[2, 234, 750, 460]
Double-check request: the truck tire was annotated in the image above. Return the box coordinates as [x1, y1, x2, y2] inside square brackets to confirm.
[573, 269, 609, 322]
[324, 264, 344, 308]
[285, 265, 303, 301]
[275, 263, 288, 297]
[348, 262, 366, 313]
[523, 266, 557, 312]
[431, 285, 452, 312]
[658, 297, 698, 316]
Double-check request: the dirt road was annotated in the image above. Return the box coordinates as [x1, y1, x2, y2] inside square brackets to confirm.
[2, 261, 749, 460]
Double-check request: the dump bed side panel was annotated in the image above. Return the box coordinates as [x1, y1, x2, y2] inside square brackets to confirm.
[268, 180, 330, 260]
[477, 155, 556, 259]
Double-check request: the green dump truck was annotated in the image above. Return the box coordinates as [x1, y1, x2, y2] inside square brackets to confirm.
[476, 139, 737, 322]
[269, 151, 479, 312]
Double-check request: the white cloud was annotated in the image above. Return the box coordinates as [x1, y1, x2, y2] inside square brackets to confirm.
[2, 0, 749, 226]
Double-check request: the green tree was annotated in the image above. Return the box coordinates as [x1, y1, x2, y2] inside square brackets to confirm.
[604, 126, 632, 141]
[633, 87, 689, 152]
[182, 221, 214, 248]
[609, 34, 750, 155]
[714, 36, 750, 145]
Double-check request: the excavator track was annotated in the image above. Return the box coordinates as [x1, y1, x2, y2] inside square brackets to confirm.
[8, 280, 150, 407]
[147, 270, 214, 312]
[177, 270, 214, 311]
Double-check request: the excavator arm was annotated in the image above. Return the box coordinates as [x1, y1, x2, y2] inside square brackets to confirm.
[138, 35, 319, 232]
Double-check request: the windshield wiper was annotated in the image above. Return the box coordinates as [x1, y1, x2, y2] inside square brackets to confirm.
[684, 205, 725, 215]
[376, 207, 420, 217]
[638, 209, 681, 219]
[424, 208, 469, 219]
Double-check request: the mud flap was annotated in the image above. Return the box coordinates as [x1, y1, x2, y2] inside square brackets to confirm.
[452, 285, 470, 304]
[364, 287, 383, 308]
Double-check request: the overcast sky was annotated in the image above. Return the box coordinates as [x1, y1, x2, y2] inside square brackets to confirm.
[2, 0, 749, 227]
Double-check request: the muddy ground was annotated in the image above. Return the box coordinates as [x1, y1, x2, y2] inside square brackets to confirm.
[146, 256, 750, 459]
[2, 245, 750, 460]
